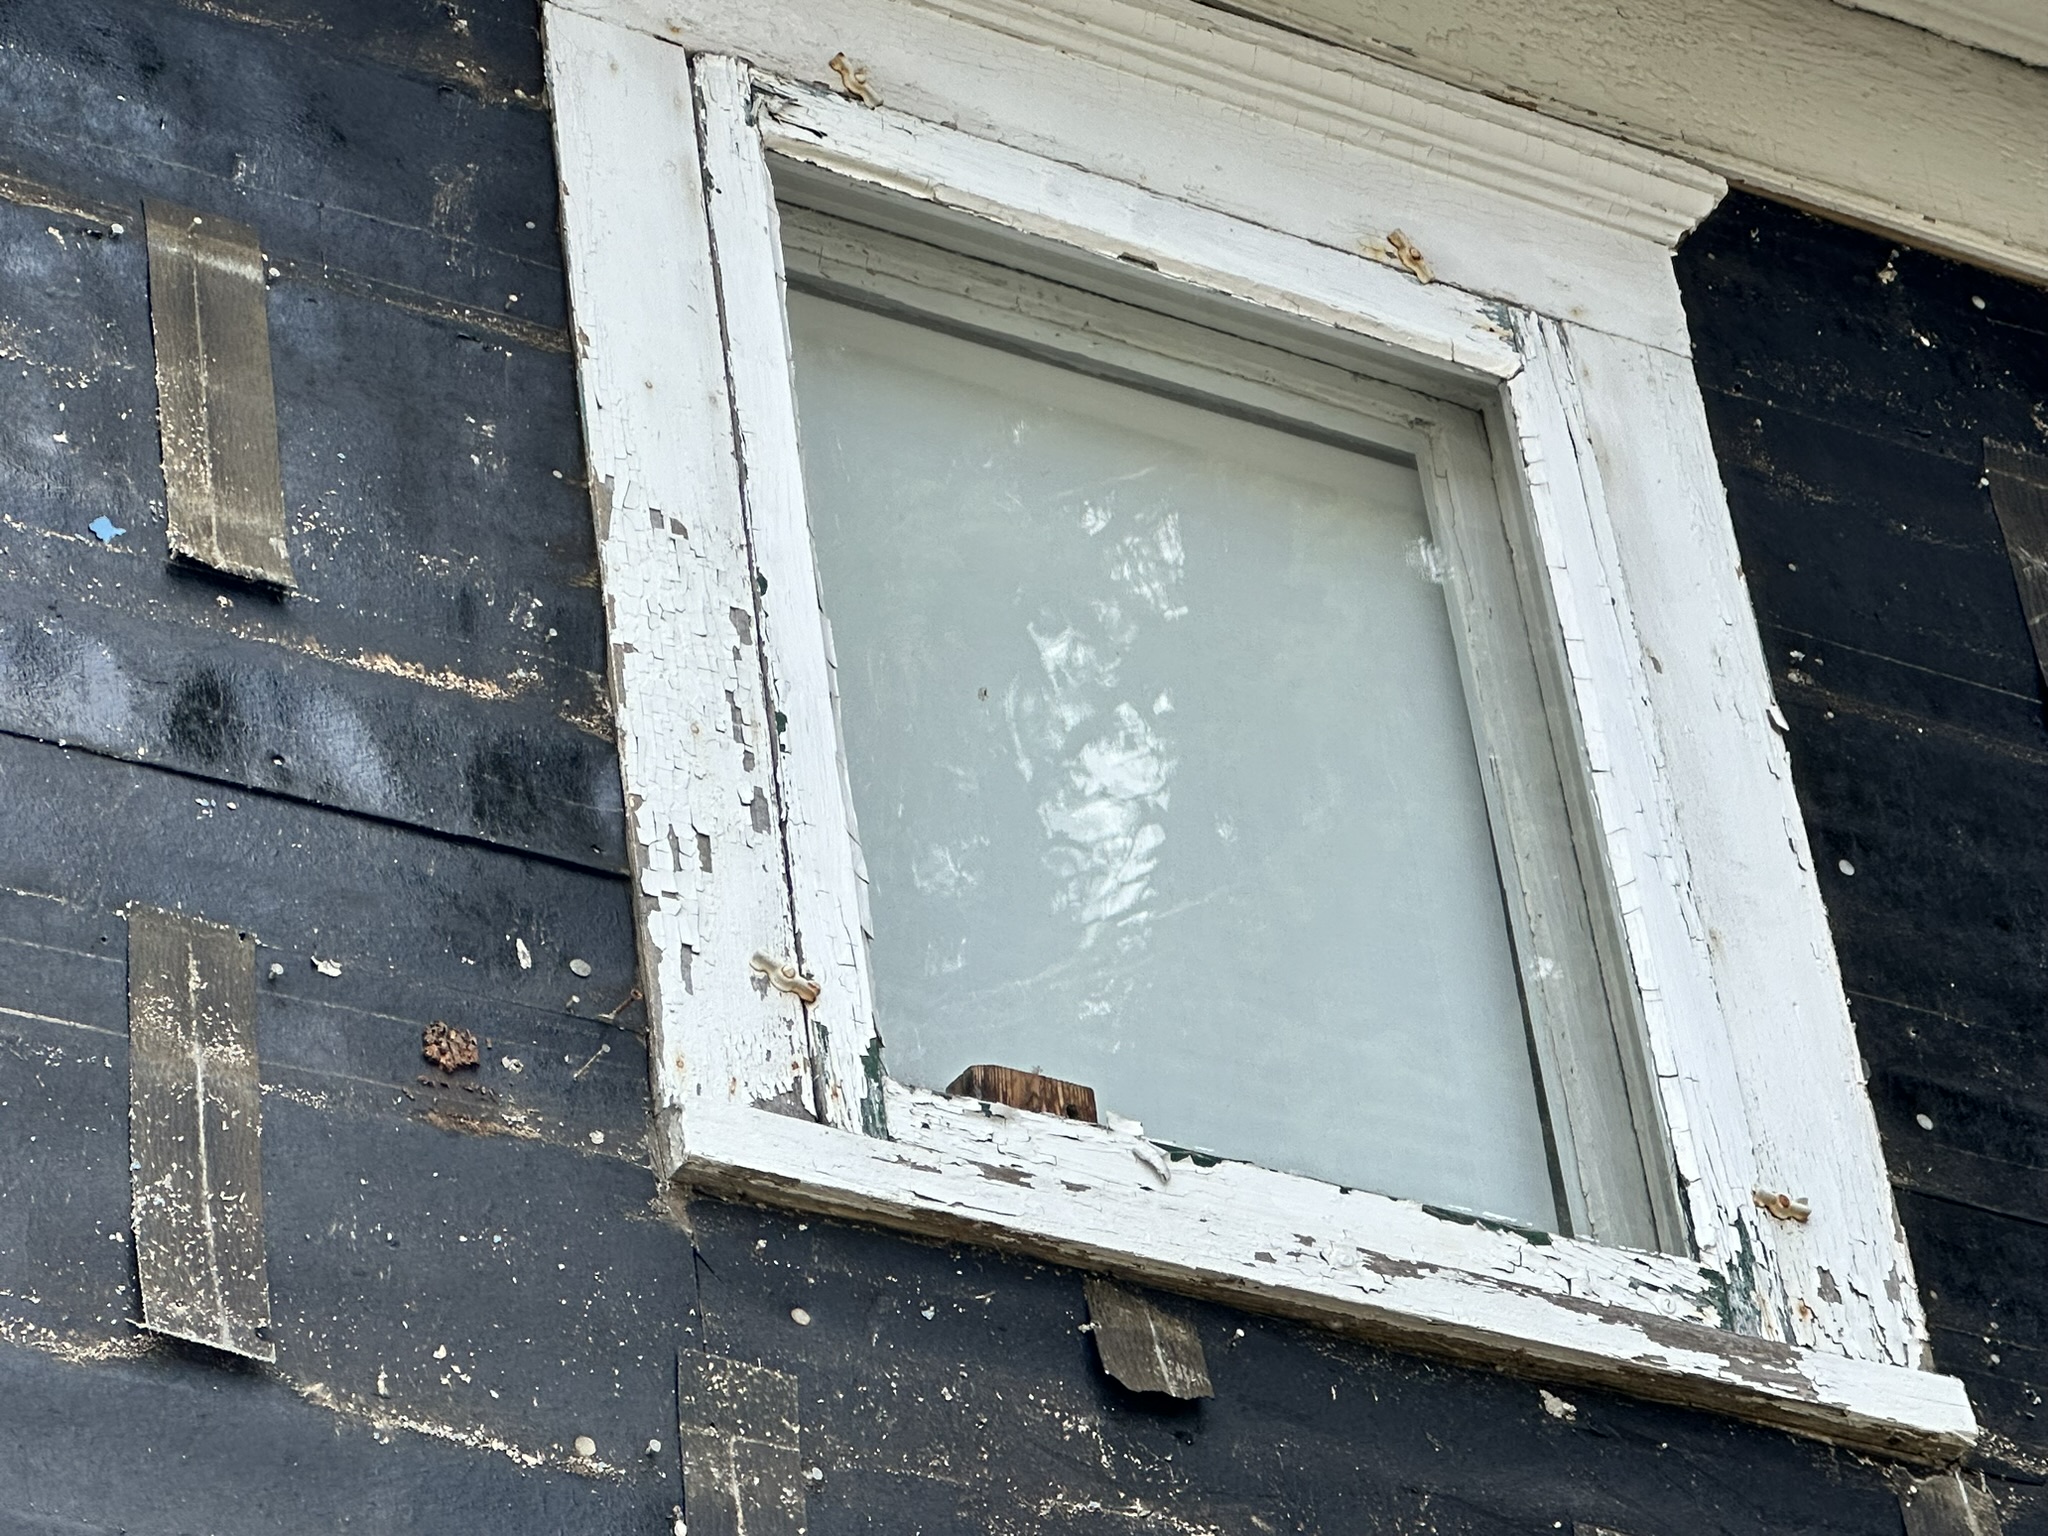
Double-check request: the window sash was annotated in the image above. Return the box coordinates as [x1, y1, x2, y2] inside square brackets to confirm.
[775, 203, 1682, 1251]
[541, 0, 1971, 1456]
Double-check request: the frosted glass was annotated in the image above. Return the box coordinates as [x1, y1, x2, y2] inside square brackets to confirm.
[787, 290, 1558, 1229]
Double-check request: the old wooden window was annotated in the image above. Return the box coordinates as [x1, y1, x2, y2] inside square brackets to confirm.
[777, 207, 1675, 1250]
[544, 0, 1973, 1457]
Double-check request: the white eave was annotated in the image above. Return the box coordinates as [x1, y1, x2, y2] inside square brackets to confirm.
[1217, 0, 2048, 288]
[1833, 0, 2048, 69]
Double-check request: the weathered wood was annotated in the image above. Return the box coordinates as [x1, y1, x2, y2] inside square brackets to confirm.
[544, 6, 816, 1171]
[126, 905, 273, 1361]
[677, 1351, 805, 1536]
[1216, 0, 2048, 287]
[1083, 1277, 1212, 1398]
[546, 7, 1948, 1442]
[681, 1092, 1976, 1457]
[558, 0, 1725, 352]
[947, 1065, 1097, 1124]
[751, 78, 1524, 384]
[144, 200, 294, 588]
[1985, 441, 2048, 698]
[1901, 1470, 2004, 1536]
[693, 54, 885, 1138]
[1560, 322, 1931, 1366]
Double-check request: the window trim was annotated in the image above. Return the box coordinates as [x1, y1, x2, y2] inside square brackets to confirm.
[777, 203, 1683, 1251]
[542, 0, 1975, 1456]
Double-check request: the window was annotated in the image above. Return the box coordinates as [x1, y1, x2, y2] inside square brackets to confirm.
[777, 207, 1675, 1251]
[543, 0, 1972, 1456]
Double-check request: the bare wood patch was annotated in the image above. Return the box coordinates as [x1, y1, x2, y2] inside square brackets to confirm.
[1084, 1276, 1212, 1399]
[677, 1350, 806, 1536]
[145, 200, 294, 588]
[947, 1064, 1098, 1123]
[1901, 1469, 2004, 1536]
[127, 906, 274, 1362]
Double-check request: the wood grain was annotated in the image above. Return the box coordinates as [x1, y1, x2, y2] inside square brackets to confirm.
[144, 200, 294, 588]
[127, 905, 273, 1362]
[677, 1351, 805, 1536]
[946, 1065, 1098, 1124]
[693, 55, 886, 1137]
[1083, 1277, 1212, 1398]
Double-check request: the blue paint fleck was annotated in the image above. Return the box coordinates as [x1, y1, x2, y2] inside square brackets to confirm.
[88, 516, 125, 543]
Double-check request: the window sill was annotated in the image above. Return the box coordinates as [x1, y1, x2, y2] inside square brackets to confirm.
[672, 1095, 1972, 1460]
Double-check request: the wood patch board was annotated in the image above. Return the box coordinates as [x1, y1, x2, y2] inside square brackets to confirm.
[127, 905, 273, 1362]
[144, 199, 294, 588]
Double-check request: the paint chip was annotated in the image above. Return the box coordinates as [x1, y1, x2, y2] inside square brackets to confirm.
[1540, 1388, 1578, 1421]
[312, 956, 342, 977]
[515, 937, 533, 969]
[88, 515, 125, 542]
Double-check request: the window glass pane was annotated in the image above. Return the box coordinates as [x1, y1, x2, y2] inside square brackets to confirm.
[788, 290, 1558, 1229]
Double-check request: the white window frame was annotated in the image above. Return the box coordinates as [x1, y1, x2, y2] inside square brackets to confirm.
[542, 0, 1975, 1456]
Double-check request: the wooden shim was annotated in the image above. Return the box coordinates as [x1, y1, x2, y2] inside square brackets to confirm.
[1986, 440, 2048, 697]
[677, 1351, 805, 1536]
[144, 200, 294, 589]
[947, 1064, 1098, 1123]
[693, 54, 886, 1137]
[1083, 1276, 1212, 1399]
[1901, 1471, 2004, 1536]
[127, 906, 274, 1362]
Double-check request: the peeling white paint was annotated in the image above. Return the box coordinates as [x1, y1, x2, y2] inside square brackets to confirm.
[543, 0, 1966, 1455]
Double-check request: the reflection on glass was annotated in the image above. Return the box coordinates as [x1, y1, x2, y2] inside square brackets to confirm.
[788, 289, 1557, 1229]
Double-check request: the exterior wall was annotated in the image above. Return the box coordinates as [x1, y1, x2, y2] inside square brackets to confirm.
[1679, 190, 2048, 1518]
[0, 2, 2032, 1532]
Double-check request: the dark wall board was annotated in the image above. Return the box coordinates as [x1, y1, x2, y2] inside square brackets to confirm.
[0, 0, 564, 324]
[674, 1198, 1916, 1536]
[0, 733, 638, 1018]
[1675, 190, 2048, 1515]
[0, 731, 691, 1518]
[0, 1, 622, 870]
[0, 1339, 677, 1534]
[0, 732, 1924, 1533]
